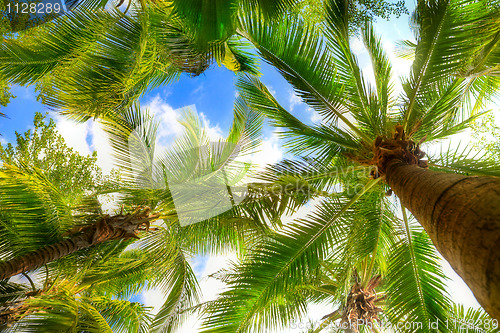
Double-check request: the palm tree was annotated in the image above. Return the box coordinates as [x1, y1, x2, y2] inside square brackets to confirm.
[0, 101, 324, 330]
[2, 0, 499, 323]
[199, 169, 447, 332]
[201, 160, 499, 332]
[199, 0, 500, 322]
[1, 257, 153, 332]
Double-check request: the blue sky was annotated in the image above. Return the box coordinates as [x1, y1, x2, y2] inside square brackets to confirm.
[0, 1, 486, 330]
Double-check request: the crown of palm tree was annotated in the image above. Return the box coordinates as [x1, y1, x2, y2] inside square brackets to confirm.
[199, 0, 500, 331]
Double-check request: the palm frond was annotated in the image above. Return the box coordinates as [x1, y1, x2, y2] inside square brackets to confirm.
[237, 8, 368, 141]
[401, 0, 495, 134]
[236, 75, 362, 159]
[323, 0, 382, 137]
[449, 304, 500, 333]
[428, 141, 500, 177]
[201, 179, 380, 332]
[394, 40, 416, 61]
[361, 21, 395, 132]
[0, 164, 77, 259]
[149, 251, 200, 333]
[384, 206, 451, 332]
[91, 297, 153, 333]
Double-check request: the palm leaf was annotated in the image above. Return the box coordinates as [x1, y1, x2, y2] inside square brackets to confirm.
[237, 8, 368, 141]
[428, 142, 500, 177]
[236, 75, 362, 159]
[384, 206, 451, 332]
[201, 179, 380, 332]
[401, 0, 495, 134]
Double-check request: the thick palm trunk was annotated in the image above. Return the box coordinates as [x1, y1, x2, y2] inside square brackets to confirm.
[385, 162, 500, 319]
[0, 207, 158, 281]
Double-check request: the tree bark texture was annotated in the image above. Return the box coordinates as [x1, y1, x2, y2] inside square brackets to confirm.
[385, 162, 500, 320]
[0, 208, 158, 281]
[0, 230, 95, 280]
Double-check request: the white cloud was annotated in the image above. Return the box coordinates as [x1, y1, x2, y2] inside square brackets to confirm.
[362, 63, 377, 88]
[147, 95, 185, 143]
[90, 121, 114, 175]
[249, 132, 283, 168]
[141, 288, 167, 315]
[191, 83, 205, 96]
[306, 107, 322, 123]
[267, 85, 277, 96]
[289, 90, 303, 112]
[147, 97, 224, 146]
[383, 40, 413, 83]
[54, 115, 92, 156]
[0, 136, 7, 145]
[200, 112, 224, 140]
[289, 92, 321, 123]
[282, 197, 322, 226]
[350, 37, 365, 55]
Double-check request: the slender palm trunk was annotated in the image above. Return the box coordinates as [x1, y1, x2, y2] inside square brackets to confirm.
[0, 208, 158, 281]
[0, 229, 96, 280]
[385, 162, 500, 319]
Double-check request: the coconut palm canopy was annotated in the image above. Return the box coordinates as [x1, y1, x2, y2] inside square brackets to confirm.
[198, 0, 500, 329]
[1, 0, 500, 332]
[1, 102, 324, 331]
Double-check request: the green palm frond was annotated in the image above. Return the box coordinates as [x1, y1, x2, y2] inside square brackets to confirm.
[323, 0, 382, 137]
[236, 75, 362, 159]
[361, 21, 395, 131]
[463, 75, 500, 114]
[394, 40, 416, 61]
[400, 0, 496, 134]
[168, 0, 237, 47]
[5, 292, 110, 333]
[91, 297, 152, 333]
[407, 78, 473, 141]
[201, 179, 380, 332]
[335, 189, 397, 288]
[428, 142, 500, 177]
[249, 157, 356, 196]
[1, 0, 266, 120]
[238, 8, 368, 141]
[456, 6, 500, 78]
[0, 9, 112, 85]
[79, 250, 153, 300]
[150, 251, 200, 333]
[242, 0, 299, 19]
[384, 206, 451, 332]
[0, 164, 77, 258]
[2, 282, 151, 333]
[168, 0, 299, 47]
[223, 37, 260, 75]
[449, 304, 500, 333]
[0, 280, 27, 304]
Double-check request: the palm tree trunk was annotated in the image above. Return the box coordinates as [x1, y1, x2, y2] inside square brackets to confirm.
[0, 230, 95, 280]
[385, 161, 500, 319]
[0, 208, 158, 281]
